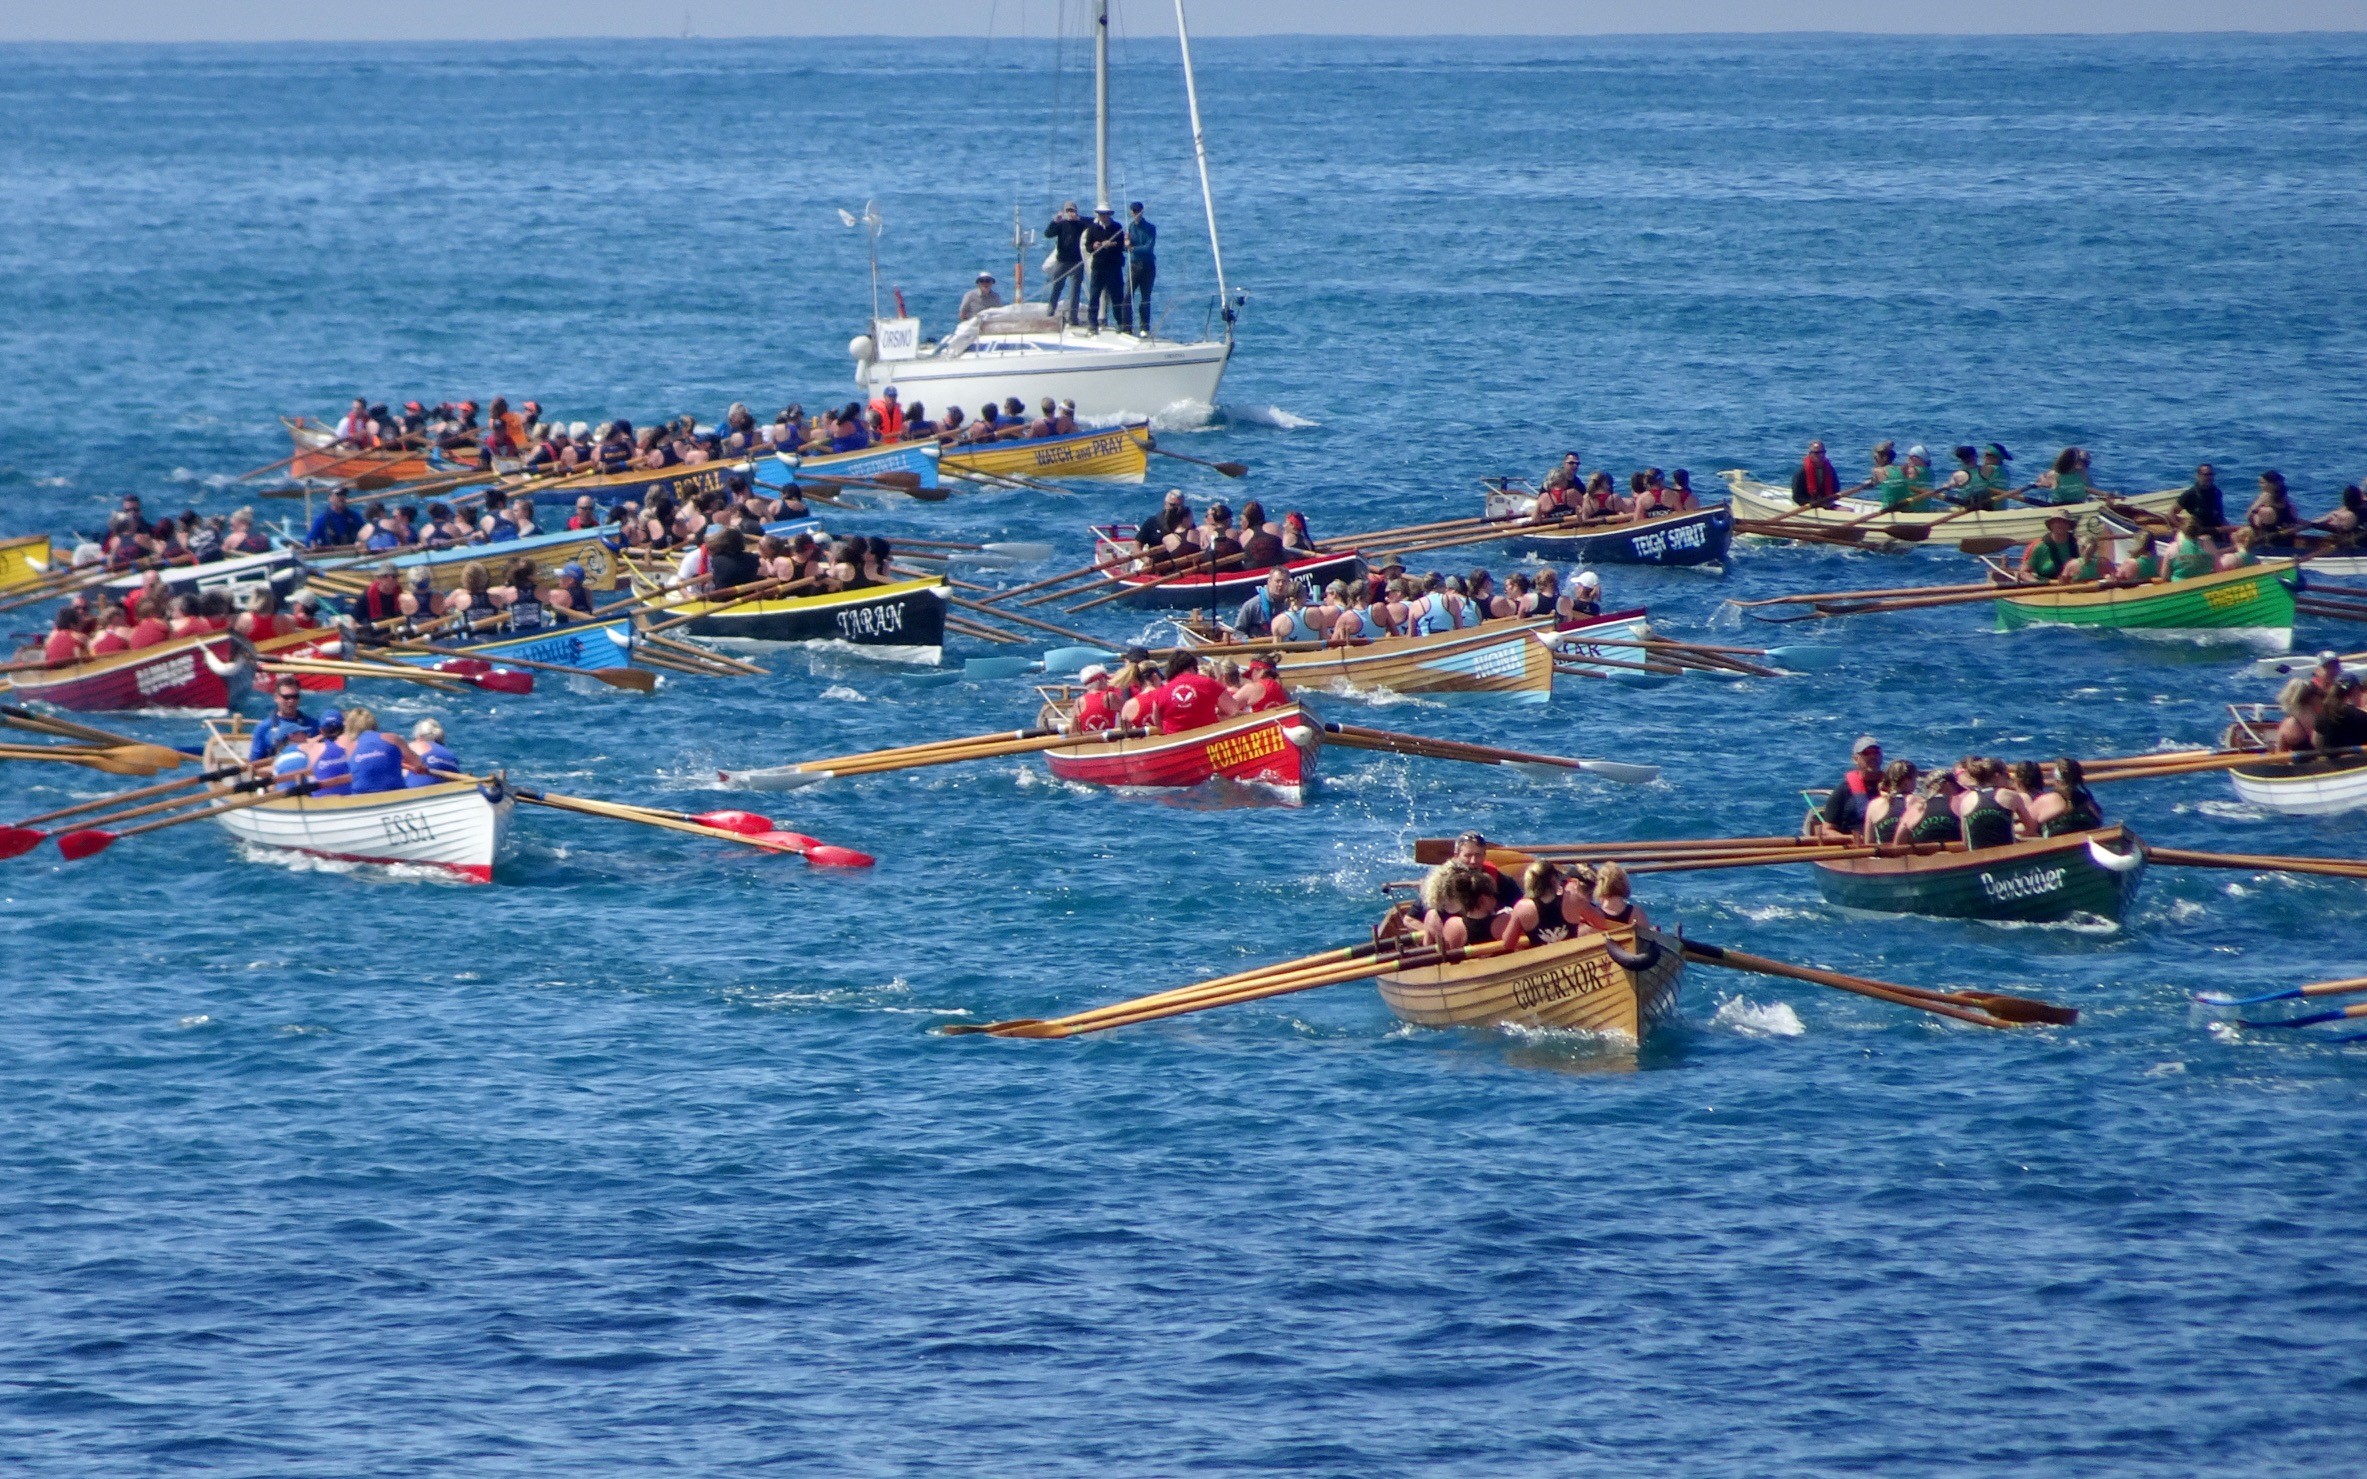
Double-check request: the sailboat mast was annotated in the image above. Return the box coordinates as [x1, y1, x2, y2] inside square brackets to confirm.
[1173, 0, 1230, 320]
[1094, 0, 1111, 212]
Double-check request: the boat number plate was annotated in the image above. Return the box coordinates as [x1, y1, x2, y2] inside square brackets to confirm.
[836, 603, 907, 639]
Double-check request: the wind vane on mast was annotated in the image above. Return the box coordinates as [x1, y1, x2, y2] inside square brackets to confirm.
[839, 201, 886, 326]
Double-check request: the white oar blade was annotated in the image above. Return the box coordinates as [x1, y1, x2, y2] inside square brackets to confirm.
[718, 766, 830, 792]
[1765, 644, 1843, 671]
[982, 541, 1056, 561]
[963, 656, 1042, 680]
[1508, 760, 1576, 782]
[1578, 759, 1660, 786]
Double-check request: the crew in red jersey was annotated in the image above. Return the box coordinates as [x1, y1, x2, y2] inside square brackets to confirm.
[1232, 655, 1288, 712]
[1138, 652, 1239, 735]
[41, 609, 87, 667]
[1066, 665, 1123, 735]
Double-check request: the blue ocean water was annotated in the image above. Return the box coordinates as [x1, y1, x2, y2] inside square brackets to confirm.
[5, 31, 2367, 1474]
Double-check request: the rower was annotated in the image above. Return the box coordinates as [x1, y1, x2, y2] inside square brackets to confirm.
[1328, 587, 1377, 647]
[1235, 568, 1300, 640]
[1508, 859, 1589, 945]
[243, 678, 317, 762]
[2166, 514, 2220, 580]
[306, 711, 352, 793]
[1575, 471, 1621, 521]
[1633, 470, 1674, 520]
[2018, 513, 2079, 581]
[2274, 677, 2322, 752]
[1199, 504, 1242, 569]
[37, 609, 86, 666]
[1136, 490, 1192, 554]
[1666, 470, 1698, 512]
[1464, 570, 1496, 624]
[1419, 861, 1508, 951]
[2246, 471, 2301, 543]
[1584, 861, 1650, 934]
[1053, 399, 1079, 435]
[2316, 675, 2367, 750]
[2028, 757, 2105, 836]
[1281, 511, 1317, 554]
[1559, 570, 1602, 621]
[1951, 757, 2033, 850]
[356, 563, 410, 627]
[1233, 655, 1288, 712]
[1135, 652, 1239, 734]
[499, 559, 549, 631]
[342, 706, 409, 795]
[2113, 532, 2164, 584]
[1812, 734, 1884, 843]
[2176, 463, 2228, 533]
[2033, 447, 2107, 507]
[406, 718, 460, 787]
[549, 561, 594, 615]
[1066, 665, 1124, 735]
[1898, 770, 1964, 844]
[306, 487, 364, 549]
[1025, 397, 1057, 438]
[1862, 760, 1920, 844]
[703, 529, 762, 594]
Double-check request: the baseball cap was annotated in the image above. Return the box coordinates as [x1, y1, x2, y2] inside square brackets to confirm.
[1576, 570, 1600, 589]
[976, 270, 996, 281]
[1078, 664, 1110, 682]
[1852, 735, 1880, 755]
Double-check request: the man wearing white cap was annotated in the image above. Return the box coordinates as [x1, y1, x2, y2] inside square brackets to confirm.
[959, 271, 1003, 323]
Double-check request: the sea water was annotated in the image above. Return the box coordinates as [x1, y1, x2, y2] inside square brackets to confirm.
[3, 34, 2366, 1474]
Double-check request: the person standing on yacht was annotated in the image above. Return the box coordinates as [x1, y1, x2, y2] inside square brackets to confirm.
[1084, 206, 1129, 333]
[1125, 202, 1157, 335]
[1043, 201, 1089, 323]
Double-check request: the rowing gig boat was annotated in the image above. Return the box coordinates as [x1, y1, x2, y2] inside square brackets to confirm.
[2, 629, 316, 712]
[284, 418, 438, 484]
[523, 455, 758, 509]
[652, 574, 948, 663]
[1721, 470, 2182, 546]
[943, 424, 1151, 484]
[1480, 489, 1732, 568]
[1377, 927, 1682, 1039]
[103, 547, 306, 607]
[1087, 526, 1365, 609]
[1548, 608, 1655, 680]
[1, 533, 52, 593]
[2257, 538, 2367, 577]
[1176, 617, 1558, 702]
[1815, 825, 2147, 923]
[202, 718, 512, 881]
[2228, 751, 2367, 817]
[308, 525, 627, 599]
[1042, 701, 1322, 802]
[775, 440, 943, 491]
[1993, 560, 2297, 650]
[374, 613, 639, 674]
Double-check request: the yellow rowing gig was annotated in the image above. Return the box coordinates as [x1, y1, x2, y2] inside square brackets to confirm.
[1377, 926, 1683, 1038]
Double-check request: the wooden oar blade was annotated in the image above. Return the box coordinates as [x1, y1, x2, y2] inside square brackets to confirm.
[0, 826, 46, 860]
[1955, 536, 2018, 555]
[1883, 525, 1931, 542]
[1213, 461, 1250, 477]
[597, 668, 660, 692]
[1960, 991, 2079, 1026]
[54, 828, 117, 861]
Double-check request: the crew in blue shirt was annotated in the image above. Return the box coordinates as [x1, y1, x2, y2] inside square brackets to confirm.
[306, 487, 365, 548]
[247, 678, 318, 761]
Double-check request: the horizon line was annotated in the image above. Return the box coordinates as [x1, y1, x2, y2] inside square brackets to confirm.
[4, 28, 2365, 44]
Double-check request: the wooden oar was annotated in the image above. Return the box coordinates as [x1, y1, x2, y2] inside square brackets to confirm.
[941, 938, 1411, 1036]
[0, 742, 173, 777]
[552, 793, 872, 866]
[1145, 445, 1249, 478]
[1678, 941, 2072, 1027]
[2145, 846, 2367, 881]
[1066, 547, 1265, 613]
[382, 638, 657, 692]
[7, 769, 268, 856]
[2, 707, 191, 769]
[0, 762, 247, 858]
[2236, 1001, 2367, 1031]
[1412, 834, 1806, 865]
[1731, 578, 2007, 609]
[2196, 973, 2367, 1008]
[474, 778, 874, 867]
[1320, 722, 1657, 785]
[950, 939, 1505, 1039]
[977, 550, 1143, 606]
[55, 779, 315, 861]
[734, 726, 1150, 789]
[257, 657, 476, 692]
[629, 577, 791, 638]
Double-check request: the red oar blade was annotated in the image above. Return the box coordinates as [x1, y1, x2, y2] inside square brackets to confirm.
[803, 843, 876, 868]
[0, 826, 47, 860]
[54, 828, 117, 862]
[471, 670, 535, 695]
[692, 809, 776, 836]
[766, 831, 821, 850]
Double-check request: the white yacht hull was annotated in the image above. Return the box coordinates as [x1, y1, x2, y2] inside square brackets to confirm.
[858, 335, 1231, 423]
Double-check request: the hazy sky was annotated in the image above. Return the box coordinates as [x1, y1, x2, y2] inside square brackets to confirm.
[4, 1, 2363, 42]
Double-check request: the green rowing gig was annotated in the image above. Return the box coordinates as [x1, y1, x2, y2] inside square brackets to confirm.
[1993, 560, 2297, 650]
[1814, 825, 2148, 923]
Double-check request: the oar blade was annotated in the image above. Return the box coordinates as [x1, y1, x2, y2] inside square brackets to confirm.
[0, 826, 47, 860]
[471, 670, 536, 695]
[963, 655, 1041, 680]
[1764, 644, 1843, 671]
[597, 668, 661, 693]
[2194, 987, 2299, 1007]
[1578, 759, 1661, 785]
[1883, 525, 1931, 542]
[693, 809, 776, 835]
[54, 828, 117, 861]
[1954, 536, 2018, 556]
[718, 766, 828, 792]
[981, 541, 1057, 562]
[802, 843, 877, 868]
[1961, 992, 2079, 1026]
[2239, 1009, 2348, 1030]
[1039, 645, 1118, 676]
[1213, 461, 1250, 477]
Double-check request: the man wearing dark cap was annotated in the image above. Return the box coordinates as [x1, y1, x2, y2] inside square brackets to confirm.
[1125, 201, 1157, 335]
[2177, 463, 2228, 535]
[1813, 735, 1884, 843]
[959, 271, 1003, 323]
[1083, 205, 1130, 333]
[1043, 201, 1088, 323]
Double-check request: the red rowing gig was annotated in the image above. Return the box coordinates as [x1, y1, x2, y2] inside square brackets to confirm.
[1042, 702, 1323, 802]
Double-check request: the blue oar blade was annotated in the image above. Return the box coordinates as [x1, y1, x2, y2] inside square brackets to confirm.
[962, 655, 1042, 680]
[1765, 644, 1842, 671]
[2238, 1008, 2350, 1030]
[1038, 645, 1118, 676]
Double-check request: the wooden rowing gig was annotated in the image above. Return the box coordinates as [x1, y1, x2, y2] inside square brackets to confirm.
[1812, 825, 2147, 923]
[201, 718, 512, 881]
[1991, 560, 2298, 650]
[2228, 751, 2367, 817]
[1376, 926, 1682, 1039]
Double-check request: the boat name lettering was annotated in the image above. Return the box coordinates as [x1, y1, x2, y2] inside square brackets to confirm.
[1510, 957, 1617, 1010]
[381, 812, 439, 845]
[134, 653, 196, 696]
[1630, 522, 1707, 560]
[1205, 724, 1286, 771]
[2202, 579, 2261, 610]
[1033, 432, 1129, 469]
[835, 602, 907, 639]
[519, 636, 587, 665]
[1977, 866, 2066, 901]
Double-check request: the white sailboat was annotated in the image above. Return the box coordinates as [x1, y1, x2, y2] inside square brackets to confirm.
[848, 0, 1239, 423]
